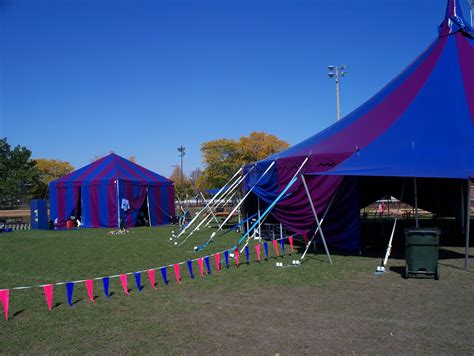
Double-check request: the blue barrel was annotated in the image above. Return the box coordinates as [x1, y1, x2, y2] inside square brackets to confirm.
[30, 199, 48, 230]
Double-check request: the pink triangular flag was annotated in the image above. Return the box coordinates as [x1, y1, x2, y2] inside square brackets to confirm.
[214, 253, 221, 272]
[43, 284, 54, 311]
[235, 249, 240, 267]
[148, 269, 156, 289]
[303, 232, 308, 244]
[0, 289, 9, 320]
[85, 279, 95, 303]
[119, 274, 129, 295]
[255, 244, 261, 262]
[272, 240, 280, 256]
[289, 236, 294, 252]
[173, 264, 181, 284]
[198, 258, 204, 277]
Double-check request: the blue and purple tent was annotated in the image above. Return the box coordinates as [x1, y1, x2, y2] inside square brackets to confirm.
[244, 0, 474, 255]
[50, 153, 175, 228]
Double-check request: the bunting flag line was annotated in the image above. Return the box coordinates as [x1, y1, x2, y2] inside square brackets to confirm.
[43, 284, 54, 311]
[187, 260, 194, 279]
[0, 289, 9, 320]
[66, 282, 74, 306]
[272, 239, 280, 256]
[173, 264, 181, 284]
[134, 272, 143, 292]
[198, 258, 205, 277]
[119, 274, 129, 295]
[85, 279, 95, 303]
[204, 256, 211, 274]
[103, 277, 110, 299]
[0, 235, 298, 317]
[289, 236, 294, 252]
[235, 249, 240, 267]
[214, 253, 221, 272]
[148, 269, 156, 289]
[224, 250, 229, 269]
[255, 244, 261, 262]
[160, 267, 168, 285]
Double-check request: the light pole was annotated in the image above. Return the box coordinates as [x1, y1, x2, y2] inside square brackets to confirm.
[328, 64, 348, 121]
[177, 145, 185, 182]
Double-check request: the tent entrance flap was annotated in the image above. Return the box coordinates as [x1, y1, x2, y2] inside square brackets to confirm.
[136, 196, 151, 227]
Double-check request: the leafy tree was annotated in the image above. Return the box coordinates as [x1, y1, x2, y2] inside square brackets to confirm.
[33, 158, 75, 198]
[200, 139, 240, 189]
[0, 138, 40, 208]
[200, 131, 289, 189]
[169, 165, 195, 201]
[239, 131, 289, 163]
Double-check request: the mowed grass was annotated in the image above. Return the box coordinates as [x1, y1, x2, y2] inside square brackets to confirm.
[0, 225, 374, 353]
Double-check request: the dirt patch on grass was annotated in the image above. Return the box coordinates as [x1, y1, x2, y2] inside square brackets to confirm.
[169, 251, 474, 354]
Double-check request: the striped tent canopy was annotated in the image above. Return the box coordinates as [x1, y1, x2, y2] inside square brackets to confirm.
[244, 0, 474, 252]
[50, 153, 175, 228]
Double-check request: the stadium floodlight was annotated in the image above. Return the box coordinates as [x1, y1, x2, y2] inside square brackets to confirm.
[327, 65, 348, 121]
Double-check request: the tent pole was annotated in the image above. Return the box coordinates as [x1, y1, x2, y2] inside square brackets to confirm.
[174, 167, 244, 240]
[414, 177, 419, 228]
[257, 197, 261, 239]
[199, 191, 220, 226]
[146, 187, 152, 227]
[116, 179, 120, 228]
[465, 179, 471, 269]
[301, 174, 332, 264]
[234, 156, 310, 251]
[210, 161, 276, 234]
[378, 181, 406, 271]
[300, 183, 340, 261]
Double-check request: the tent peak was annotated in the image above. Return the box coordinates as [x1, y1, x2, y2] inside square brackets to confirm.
[439, 0, 474, 38]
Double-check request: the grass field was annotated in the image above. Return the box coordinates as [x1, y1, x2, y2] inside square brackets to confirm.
[0, 225, 472, 353]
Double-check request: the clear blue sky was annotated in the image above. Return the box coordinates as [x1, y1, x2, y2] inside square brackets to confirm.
[1, 0, 447, 177]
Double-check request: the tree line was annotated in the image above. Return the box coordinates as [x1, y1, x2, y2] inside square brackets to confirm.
[0, 131, 289, 208]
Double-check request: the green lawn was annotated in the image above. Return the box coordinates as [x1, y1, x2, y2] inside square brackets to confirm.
[2, 226, 471, 353]
[0, 225, 371, 352]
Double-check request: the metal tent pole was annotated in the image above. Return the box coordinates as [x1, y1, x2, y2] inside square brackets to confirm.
[414, 177, 419, 228]
[300, 184, 339, 261]
[377, 182, 406, 272]
[116, 179, 120, 228]
[465, 179, 471, 269]
[234, 156, 310, 251]
[301, 174, 332, 264]
[146, 187, 152, 227]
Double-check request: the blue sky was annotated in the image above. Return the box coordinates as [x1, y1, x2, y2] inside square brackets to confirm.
[1, 0, 448, 177]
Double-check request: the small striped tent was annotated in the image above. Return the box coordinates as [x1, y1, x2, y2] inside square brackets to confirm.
[50, 153, 174, 228]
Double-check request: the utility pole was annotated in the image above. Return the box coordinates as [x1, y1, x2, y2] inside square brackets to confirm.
[177, 145, 186, 182]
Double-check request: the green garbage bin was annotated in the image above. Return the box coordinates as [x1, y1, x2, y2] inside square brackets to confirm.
[404, 228, 440, 280]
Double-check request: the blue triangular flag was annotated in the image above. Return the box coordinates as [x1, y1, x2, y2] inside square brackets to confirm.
[102, 277, 110, 300]
[187, 260, 194, 279]
[204, 256, 211, 274]
[224, 250, 229, 269]
[263, 242, 269, 258]
[245, 245, 250, 264]
[161, 267, 168, 285]
[66, 282, 74, 306]
[134, 272, 142, 292]
[280, 239, 285, 254]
